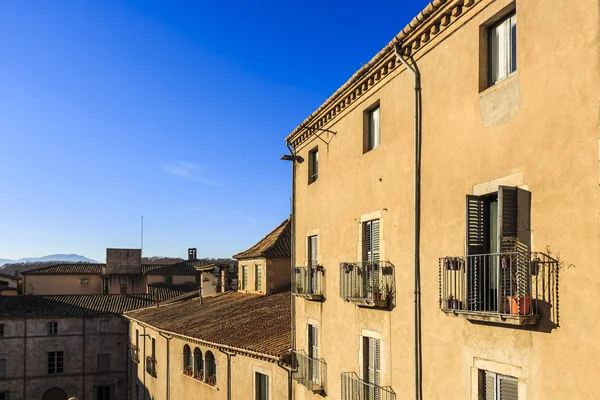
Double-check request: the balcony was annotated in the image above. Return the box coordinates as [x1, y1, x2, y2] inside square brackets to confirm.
[145, 356, 157, 377]
[293, 350, 326, 394]
[292, 266, 324, 301]
[439, 252, 559, 325]
[339, 261, 394, 308]
[341, 372, 395, 400]
[130, 344, 140, 363]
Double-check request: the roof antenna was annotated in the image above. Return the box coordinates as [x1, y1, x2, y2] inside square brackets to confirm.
[141, 215, 144, 256]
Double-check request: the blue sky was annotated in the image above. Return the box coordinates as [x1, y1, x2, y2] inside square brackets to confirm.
[0, 0, 429, 262]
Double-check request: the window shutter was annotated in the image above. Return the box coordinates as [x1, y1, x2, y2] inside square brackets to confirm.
[498, 186, 518, 252]
[308, 325, 318, 359]
[365, 222, 372, 261]
[499, 376, 518, 400]
[466, 195, 488, 256]
[484, 371, 496, 400]
[371, 220, 380, 262]
[309, 236, 318, 266]
[93, 387, 98, 400]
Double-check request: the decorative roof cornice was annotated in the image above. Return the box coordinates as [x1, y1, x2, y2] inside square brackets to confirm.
[286, 0, 482, 150]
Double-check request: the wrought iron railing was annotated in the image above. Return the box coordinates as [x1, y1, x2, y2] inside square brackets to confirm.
[292, 266, 324, 300]
[130, 344, 140, 363]
[341, 372, 395, 400]
[339, 261, 394, 307]
[293, 350, 326, 393]
[439, 252, 558, 320]
[145, 356, 157, 377]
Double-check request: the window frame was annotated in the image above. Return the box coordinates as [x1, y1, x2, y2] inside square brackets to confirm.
[255, 265, 263, 291]
[242, 265, 248, 290]
[80, 278, 89, 285]
[308, 147, 319, 184]
[479, 369, 519, 400]
[47, 351, 64, 374]
[47, 322, 58, 335]
[254, 371, 270, 400]
[95, 385, 112, 400]
[363, 102, 381, 153]
[486, 11, 517, 87]
[99, 318, 110, 333]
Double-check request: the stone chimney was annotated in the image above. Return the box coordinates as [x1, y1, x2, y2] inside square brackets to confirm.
[188, 248, 197, 261]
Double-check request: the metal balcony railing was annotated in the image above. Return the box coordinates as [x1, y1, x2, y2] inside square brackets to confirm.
[293, 350, 326, 393]
[439, 252, 559, 324]
[145, 356, 157, 377]
[341, 372, 395, 400]
[292, 266, 324, 300]
[130, 345, 140, 363]
[339, 261, 394, 307]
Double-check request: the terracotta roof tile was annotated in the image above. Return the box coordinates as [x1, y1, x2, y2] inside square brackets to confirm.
[126, 291, 291, 359]
[21, 263, 104, 275]
[143, 260, 215, 275]
[233, 219, 291, 260]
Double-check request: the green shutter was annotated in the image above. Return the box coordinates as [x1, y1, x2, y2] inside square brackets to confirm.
[466, 195, 489, 256]
[498, 186, 518, 252]
[499, 375, 518, 400]
[484, 371, 496, 400]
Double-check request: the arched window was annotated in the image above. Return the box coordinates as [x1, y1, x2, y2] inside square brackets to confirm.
[183, 345, 192, 375]
[205, 351, 216, 385]
[193, 347, 203, 380]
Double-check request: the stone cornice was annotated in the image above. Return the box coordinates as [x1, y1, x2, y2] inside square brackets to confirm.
[286, 0, 483, 150]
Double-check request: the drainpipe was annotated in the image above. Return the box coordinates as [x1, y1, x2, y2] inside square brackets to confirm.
[277, 360, 293, 400]
[285, 143, 298, 368]
[394, 42, 423, 400]
[142, 326, 146, 400]
[218, 347, 236, 400]
[158, 331, 172, 400]
[22, 317, 26, 400]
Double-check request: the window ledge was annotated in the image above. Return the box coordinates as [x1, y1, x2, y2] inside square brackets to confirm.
[293, 293, 324, 302]
[479, 72, 519, 97]
[442, 309, 540, 326]
[182, 373, 218, 390]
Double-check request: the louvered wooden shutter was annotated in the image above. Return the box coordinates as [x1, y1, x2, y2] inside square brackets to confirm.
[309, 236, 318, 266]
[498, 186, 518, 252]
[365, 222, 372, 261]
[466, 195, 488, 256]
[484, 371, 496, 400]
[364, 220, 380, 262]
[499, 375, 518, 400]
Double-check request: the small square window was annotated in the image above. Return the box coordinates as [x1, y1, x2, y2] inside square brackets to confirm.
[488, 12, 517, 86]
[47, 322, 58, 335]
[80, 278, 89, 285]
[364, 104, 380, 152]
[308, 147, 318, 184]
[97, 354, 111, 372]
[99, 318, 109, 333]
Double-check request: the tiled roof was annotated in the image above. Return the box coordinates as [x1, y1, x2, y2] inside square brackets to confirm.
[147, 283, 199, 302]
[126, 291, 291, 359]
[233, 219, 291, 260]
[0, 273, 18, 280]
[144, 260, 213, 275]
[20, 263, 104, 275]
[0, 294, 155, 317]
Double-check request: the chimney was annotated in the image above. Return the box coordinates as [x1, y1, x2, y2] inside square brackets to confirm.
[188, 248, 197, 261]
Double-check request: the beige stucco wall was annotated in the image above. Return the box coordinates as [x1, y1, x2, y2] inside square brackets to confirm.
[0, 315, 129, 400]
[129, 321, 289, 400]
[23, 274, 102, 295]
[291, 1, 600, 399]
[237, 257, 290, 295]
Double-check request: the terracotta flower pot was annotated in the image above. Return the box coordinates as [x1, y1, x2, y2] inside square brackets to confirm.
[507, 296, 531, 315]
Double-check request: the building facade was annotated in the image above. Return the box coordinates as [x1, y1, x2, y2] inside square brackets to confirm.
[285, 1, 599, 399]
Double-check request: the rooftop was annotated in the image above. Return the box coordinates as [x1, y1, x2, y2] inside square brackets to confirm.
[233, 218, 291, 260]
[126, 291, 291, 360]
[143, 260, 217, 275]
[20, 263, 104, 275]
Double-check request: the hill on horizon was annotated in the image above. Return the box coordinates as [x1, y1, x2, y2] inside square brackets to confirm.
[0, 253, 98, 267]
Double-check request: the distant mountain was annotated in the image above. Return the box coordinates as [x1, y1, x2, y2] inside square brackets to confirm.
[0, 254, 98, 266]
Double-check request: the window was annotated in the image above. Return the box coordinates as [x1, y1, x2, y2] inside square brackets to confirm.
[97, 354, 111, 372]
[363, 219, 380, 262]
[362, 337, 380, 395]
[255, 265, 263, 291]
[80, 278, 89, 285]
[242, 266, 248, 290]
[193, 347, 203, 378]
[47, 322, 58, 335]
[308, 147, 318, 184]
[0, 324, 4, 337]
[99, 318, 109, 333]
[135, 329, 139, 348]
[466, 186, 531, 312]
[0, 359, 5, 378]
[182, 345, 192, 373]
[308, 325, 319, 384]
[0, 392, 7, 400]
[164, 275, 173, 285]
[102, 278, 109, 294]
[489, 12, 517, 85]
[204, 351, 216, 385]
[365, 105, 380, 152]
[95, 385, 111, 400]
[255, 372, 269, 400]
[308, 235, 319, 294]
[47, 351, 64, 374]
[120, 283, 127, 294]
[480, 370, 518, 400]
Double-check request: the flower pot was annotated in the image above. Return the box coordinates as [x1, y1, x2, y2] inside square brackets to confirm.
[296, 287, 303, 294]
[445, 259, 460, 270]
[507, 296, 531, 315]
[344, 264, 354, 273]
[445, 299, 461, 310]
[372, 292, 382, 302]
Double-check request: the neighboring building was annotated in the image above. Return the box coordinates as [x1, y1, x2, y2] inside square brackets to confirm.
[21, 248, 226, 297]
[0, 273, 20, 296]
[0, 294, 155, 400]
[285, 1, 599, 400]
[126, 219, 292, 400]
[233, 218, 291, 295]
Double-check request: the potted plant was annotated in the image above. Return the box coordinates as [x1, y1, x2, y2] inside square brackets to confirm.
[343, 263, 354, 273]
[207, 374, 216, 385]
[183, 366, 193, 376]
[506, 251, 531, 315]
[195, 370, 204, 381]
[444, 257, 460, 270]
[445, 295, 461, 310]
[367, 281, 384, 302]
[295, 284, 304, 294]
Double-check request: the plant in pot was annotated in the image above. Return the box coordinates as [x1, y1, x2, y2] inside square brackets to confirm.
[207, 374, 216, 385]
[315, 264, 324, 272]
[183, 366, 193, 376]
[445, 294, 461, 310]
[505, 252, 532, 315]
[195, 370, 204, 381]
[343, 263, 354, 273]
[367, 281, 384, 302]
[295, 284, 304, 294]
[444, 257, 460, 270]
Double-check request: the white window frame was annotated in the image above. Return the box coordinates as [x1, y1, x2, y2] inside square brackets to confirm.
[308, 147, 319, 184]
[252, 366, 271, 400]
[488, 12, 517, 85]
[367, 106, 380, 151]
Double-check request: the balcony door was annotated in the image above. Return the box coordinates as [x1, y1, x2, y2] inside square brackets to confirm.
[308, 235, 318, 294]
[363, 336, 380, 400]
[364, 220, 380, 300]
[308, 324, 319, 385]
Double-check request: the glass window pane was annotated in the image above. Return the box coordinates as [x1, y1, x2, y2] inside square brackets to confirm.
[510, 15, 517, 73]
[369, 107, 380, 149]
